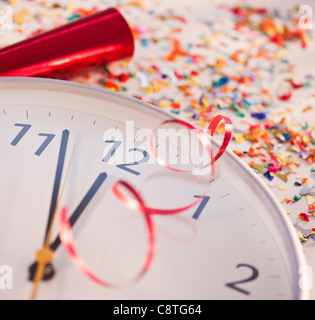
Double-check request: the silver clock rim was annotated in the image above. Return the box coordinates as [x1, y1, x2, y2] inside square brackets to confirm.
[0, 76, 308, 300]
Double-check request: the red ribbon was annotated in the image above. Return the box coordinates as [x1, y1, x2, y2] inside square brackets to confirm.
[207, 115, 233, 163]
[59, 181, 155, 289]
[58, 115, 233, 288]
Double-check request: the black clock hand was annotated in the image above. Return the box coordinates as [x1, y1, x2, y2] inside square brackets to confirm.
[44, 129, 70, 244]
[29, 172, 108, 281]
[50, 172, 108, 251]
[30, 129, 71, 299]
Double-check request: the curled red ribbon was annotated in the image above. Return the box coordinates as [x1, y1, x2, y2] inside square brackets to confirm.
[59, 115, 233, 289]
[59, 181, 155, 289]
[150, 118, 212, 174]
[207, 115, 233, 163]
[145, 118, 213, 215]
[139, 115, 233, 215]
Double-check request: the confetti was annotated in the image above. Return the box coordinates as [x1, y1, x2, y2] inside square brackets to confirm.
[306, 194, 315, 206]
[297, 230, 308, 243]
[10, 0, 313, 235]
[298, 213, 310, 222]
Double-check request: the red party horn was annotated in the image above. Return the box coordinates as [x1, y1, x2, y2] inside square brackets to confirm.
[0, 7, 134, 77]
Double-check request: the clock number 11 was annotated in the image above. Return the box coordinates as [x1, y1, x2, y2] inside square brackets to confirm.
[11, 123, 55, 156]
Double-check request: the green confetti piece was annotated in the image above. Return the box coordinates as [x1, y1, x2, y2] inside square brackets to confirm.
[67, 14, 82, 22]
[302, 122, 309, 130]
[230, 103, 245, 117]
[293, 194, 302, 201]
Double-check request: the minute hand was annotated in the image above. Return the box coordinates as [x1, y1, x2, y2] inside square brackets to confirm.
[44, 129, 69, 244]
[29, 172, 108, 281]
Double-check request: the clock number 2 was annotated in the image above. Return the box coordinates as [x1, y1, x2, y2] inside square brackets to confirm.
[103, 140, 150, 176]
[225, 264, 259, 295]
[117, 148, 149, 176]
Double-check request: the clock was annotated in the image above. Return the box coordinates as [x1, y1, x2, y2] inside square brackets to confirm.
[0, 77, 307, 300]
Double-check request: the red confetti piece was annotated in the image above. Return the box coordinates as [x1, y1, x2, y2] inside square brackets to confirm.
[285, 197, 295, 204]
[298, 213, 310, 222]
[278, 91, 292, 101]
[289, 80, 304, 89]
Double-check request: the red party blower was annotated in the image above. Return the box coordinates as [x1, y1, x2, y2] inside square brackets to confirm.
[0, 8, 134, 77]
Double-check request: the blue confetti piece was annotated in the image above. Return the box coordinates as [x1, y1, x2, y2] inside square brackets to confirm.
[251, 112, 268, 120]
[281, 133, 290, 141]
[213, 76, 230, 88]
[141, 38, 149, 47]
[264, 171, 274, 181]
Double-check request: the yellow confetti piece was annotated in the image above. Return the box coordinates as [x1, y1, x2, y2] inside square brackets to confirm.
[278, 186, 287, 190]
[9, 0, 18, 5]
[151, 80, 162, 92]
[14, 9, 30, 25]
[256, 104, 266, 111]
[297, 231, 308, 243]
[283, 207, 291, 214]
[273, 49, 285, 60]
[158, 101, 168, 108]
[188, 78, 198, 87]
[78, 81, 91, 86]
[306, 194, 315, 206]
[120, 60, 129, 68]
[234, 134, 245, 144]
[127, 0, 147, 9]
[197, 119, 208, 128]
[276, 171, 295, 183]
[252, 162, 267, 174]
[106, 87, 116, 92]
[145, 86, 153, 95]
[202, 37, 212, 44]
[146, 66, 157, 73]
[201, 96, 210, 108]
[214, 57, 225, 69]
[191, 101, 200, 110]
[66, 3, 75, 12]
[275, 25, 284, 34]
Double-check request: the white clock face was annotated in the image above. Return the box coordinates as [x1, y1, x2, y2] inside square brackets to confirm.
[0, 78, 306, 300]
